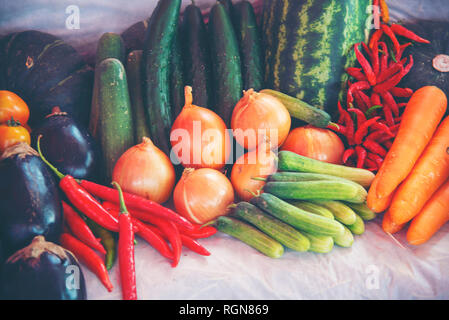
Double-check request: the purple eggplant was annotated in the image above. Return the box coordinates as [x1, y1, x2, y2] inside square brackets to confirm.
[0, 236, 87, 300]
[0, 143, 62, 256]
[32, 107, 100, 180]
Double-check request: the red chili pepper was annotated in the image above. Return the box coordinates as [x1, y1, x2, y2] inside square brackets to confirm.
[370, 92, 381, 107]
[177, 224, 218, 239]
[357, 90, 372, 113]
[62, 201, 106, 255]
[369, 29, 383, 49]
[370, 121, 394, 137]
[377, 63, 403, 84]
[354, 116, 382, 145]
[353, 91, 369, 113]
[148, 225, 211, 256]
[361, 42, 373, 61]
[364, 158, 379, 171]
[373, 65, 406, 93]
[354, 43, 377, 86]
[390, 87, 413, 98]
[372, 41, 380, 76]
[382, 104, 395, 127]
[390, 23, 430, 43]
[363, 139, 387, 157]
[355, 146, 367, 168]
[367, 152, 384, 167]
[103, 202, 174, 261]
[347, 80, 371, 107]
[60, 233, 113, 292]
[380, 91, 399, 117]
[396, 42, 412, 62]
[382, 140, 394, 149]
[112, 182, 137, 300]
[377, 42, 389, 72]
[342, 148, 355, 164]
[365, 130, 389, 142]
[348, 108, 367, 128]
[346, 67, 367, 81]
[337, 100, 348, 125]
[381, 24, 401, 54]
[79, 180, 195, 231]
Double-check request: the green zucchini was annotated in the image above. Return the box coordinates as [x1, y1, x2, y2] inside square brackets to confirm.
[250, 193, 344, 237]
[261, 89, 333, 128]
[347, 214, 365, 235]
[181, 2, 214, 108]
[125, 50, 151, 143]
[263, 180, 367, 204]
[231, 202, 310, 252]
[95, 32, 126, 65]
[344, 202, 377, 221]
[311, 200, 357, 226]
[218, 0, 235, 17]
[170, 27, 185, 119]
[93, 58, 134, 182]
[142, 0, 181, 155]
[233, 1, 264, 91]
[208, 2, 243, 126]
[290, 201, 334, 220]
[215, 216, 284, 259]
[278, 151, 375, 187]
[302, 232, 334, 253]
[333, 224, 354, 248]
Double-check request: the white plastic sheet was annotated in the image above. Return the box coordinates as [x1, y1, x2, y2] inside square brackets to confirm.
[1, 0, 449, 300]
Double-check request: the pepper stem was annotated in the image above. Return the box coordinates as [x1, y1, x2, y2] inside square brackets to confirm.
[36, 135, 65, 180]
[111, 181, 128, 215]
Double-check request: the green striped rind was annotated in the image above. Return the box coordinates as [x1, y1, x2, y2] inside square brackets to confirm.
[263, 0, 370, 116]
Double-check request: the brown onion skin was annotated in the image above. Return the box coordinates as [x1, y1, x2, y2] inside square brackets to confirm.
[112, 137, 175, 204]
[281, 126, 345, 165]
[231, 89, 291, 150]
[173, 168, 235, 224]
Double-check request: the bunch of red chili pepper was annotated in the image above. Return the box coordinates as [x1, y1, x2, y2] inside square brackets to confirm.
[37, 135, 216, 300]
[329, 0, 430, 172]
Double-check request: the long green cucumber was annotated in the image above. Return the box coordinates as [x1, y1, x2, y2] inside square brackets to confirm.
[333, 224, 354, 248]
[261, 89, 333, 128]
[208, 2, 243, 126]
[95, 32, 126, 65]
[344, 202, 377, 221]
[231, 202, 310, 252]
[215, 216, 284, 259]
[302, 232, 334, 253]
[181, 2, 214, 108]
[290, 201, 334, 220]
[142, 0, 181, 155]
[170, 27, 185, 119]
[311, 200, 357, 226]
[94, 58, 134, 182]
[250, 193, 344, 237]
[278, 151, 375, 187]
[125, 50, 151, 143]
[263, 180, 367, 203]
[233, 1, 264, 91]
[347, 214, 365, 235]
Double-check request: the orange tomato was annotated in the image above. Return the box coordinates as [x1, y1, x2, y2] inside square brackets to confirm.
[0, 90, 30, 125]
[0, 121, 31, 154]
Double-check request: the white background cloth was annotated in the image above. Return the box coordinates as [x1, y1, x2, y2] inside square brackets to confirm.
[1, 0, 449, 300]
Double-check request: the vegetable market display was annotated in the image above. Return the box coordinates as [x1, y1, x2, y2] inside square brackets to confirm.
[0, 0, 448, 300]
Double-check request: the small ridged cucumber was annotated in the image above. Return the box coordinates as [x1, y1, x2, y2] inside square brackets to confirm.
[290, 201, 334, 220]
[216, 216, 284, 259]
[125, 50, 151, 143]
[333, 225, 354, 248]
[263, 180, 367, 204]
[233, 0, 264, 91]
[261, 89, 333, 128]
[302, 232, 334, 253]
[231, 202, 310, 252]
[95, 32, 126, 65]
[250, 193, 344, 237]
[208, 2, 243, 126]
[311, 200, 357, 226]
[278, 151, 375, 188]
[93, 58, 134, 182]
[347, 214, 365, 235]
[344, 202, 377, 221]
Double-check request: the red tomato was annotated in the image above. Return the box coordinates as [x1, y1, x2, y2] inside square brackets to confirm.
[0, 90, 30, 125]
[281, 126, 345, 164]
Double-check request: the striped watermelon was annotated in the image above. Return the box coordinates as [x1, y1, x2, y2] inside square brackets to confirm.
[262, 0, 370, 117]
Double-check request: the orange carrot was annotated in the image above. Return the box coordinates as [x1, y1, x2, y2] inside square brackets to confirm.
[382, 210, 405, 234]
[375, 86, 447, 199]
[390, 116, 449, 224]
[367, 167, 394, 213]
[407, 179, 449, 245]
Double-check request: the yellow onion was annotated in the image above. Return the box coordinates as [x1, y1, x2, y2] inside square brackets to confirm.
[173, 168, 235, 224]
[112, 137, 175, 204]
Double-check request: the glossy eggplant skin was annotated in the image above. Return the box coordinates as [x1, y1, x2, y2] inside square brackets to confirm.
[0, 236, 87, 300]
[0, 143, 63, 256]
[32, 109, 100, 180]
